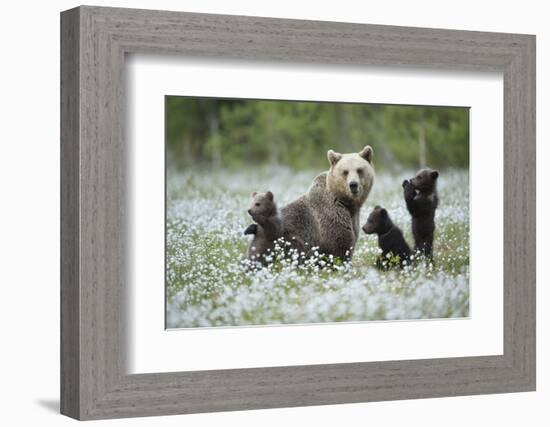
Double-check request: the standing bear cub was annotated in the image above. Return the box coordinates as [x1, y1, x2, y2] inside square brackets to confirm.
[244, 191, 283, 266]
[362, 206, 412, 269]
[402, 168, 439, 259]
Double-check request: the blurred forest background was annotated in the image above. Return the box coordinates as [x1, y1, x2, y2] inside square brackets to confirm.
[166, 97, 469, 171]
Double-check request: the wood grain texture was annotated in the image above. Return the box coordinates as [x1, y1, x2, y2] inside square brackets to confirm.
[60, 7, 80, 419]
[60, 5, 536, 420]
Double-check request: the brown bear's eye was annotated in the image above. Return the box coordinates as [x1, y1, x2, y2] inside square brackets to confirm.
[357, 168, 363, 175]
[343, 170, 349, 176]
[255, 203, 260, 206]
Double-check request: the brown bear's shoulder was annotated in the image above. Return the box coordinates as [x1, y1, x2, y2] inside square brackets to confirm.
[305, 172, 332, 204]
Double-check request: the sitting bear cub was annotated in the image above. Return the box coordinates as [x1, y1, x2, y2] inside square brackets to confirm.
[362, 205, 412, 269]
[402, 168, 439, 259]
[244, 191, 283, 266]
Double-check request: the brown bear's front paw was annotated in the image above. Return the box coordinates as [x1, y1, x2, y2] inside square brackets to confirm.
[243, 223, 258, 235]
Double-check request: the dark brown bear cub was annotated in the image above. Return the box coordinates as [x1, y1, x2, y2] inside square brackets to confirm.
[244, 191, 283, 266]
[362, 206, 412, 269]
[402, 168, 439, 259]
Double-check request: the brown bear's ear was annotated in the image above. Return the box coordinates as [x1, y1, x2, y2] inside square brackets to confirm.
[430, 170, 439, 180]
[251, 191, 257, 197]
[374, 205, 381, 209]
[265, 191, 274, 201]
[358, 145, 373, 163]
[327, 149, 343, 166]
[380, 208, 387, 217]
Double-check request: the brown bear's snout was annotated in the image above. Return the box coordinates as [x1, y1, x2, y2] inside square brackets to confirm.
[349, 181, 359, 194]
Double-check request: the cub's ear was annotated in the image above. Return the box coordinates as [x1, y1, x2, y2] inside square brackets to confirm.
[358, 145, 373, 163]
[265, 191, 274, 201]
[430, 170, 439, 180]
[251, 191, 257, 197]
[380, 208, 387, 217]
[374, 205, 381, 209]
[327, 149, 343, 166]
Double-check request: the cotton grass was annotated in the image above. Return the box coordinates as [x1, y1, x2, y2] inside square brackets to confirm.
[166, 166, 469, 328]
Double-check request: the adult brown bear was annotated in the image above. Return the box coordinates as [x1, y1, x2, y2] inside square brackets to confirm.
[280, 146, 375, 261]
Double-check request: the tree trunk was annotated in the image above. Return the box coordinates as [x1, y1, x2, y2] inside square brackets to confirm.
[418, 109, 426, 169]
[335, 104, 351, 151]
[373, 105, 398, 172]
[208, 100, 221, 168]
[267, 109, 279, 165]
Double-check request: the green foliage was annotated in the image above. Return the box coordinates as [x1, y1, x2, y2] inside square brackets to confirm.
[166, 97, 469, 171]
[376, 252, 405, 270]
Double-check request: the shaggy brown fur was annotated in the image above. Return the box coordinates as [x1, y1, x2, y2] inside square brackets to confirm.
[280, 146, 375, 262]
[402, 168, 439, 259]
[362, 205, 412, 269]
[244, 191, 283, 266]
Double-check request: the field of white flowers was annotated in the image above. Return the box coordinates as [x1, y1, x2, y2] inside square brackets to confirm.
[166, 167, 470, 328]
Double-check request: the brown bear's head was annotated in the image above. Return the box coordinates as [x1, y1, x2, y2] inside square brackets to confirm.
[326, 145, 375, 207]
[247, 191, 276, 217]
[362, 205, 392, 235]
[410, 168, 439, 193]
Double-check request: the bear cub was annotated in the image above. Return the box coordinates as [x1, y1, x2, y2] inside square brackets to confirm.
[362, 206, 412, 269]
[402, 168, 439, 259]
[244, 191, 283, 266]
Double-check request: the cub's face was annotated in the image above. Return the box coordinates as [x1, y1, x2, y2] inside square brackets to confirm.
[248, 191, 275, 217]
[327, 146, 375, 206]
[362, 206, 389, 235]
[410, 168, 439, 193]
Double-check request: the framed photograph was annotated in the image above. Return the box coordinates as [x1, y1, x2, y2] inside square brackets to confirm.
[61, 6, 536, 420]
[164, 97, 471, 330]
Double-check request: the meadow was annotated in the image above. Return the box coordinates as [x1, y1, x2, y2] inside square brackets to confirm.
[166, 167, 470, 328]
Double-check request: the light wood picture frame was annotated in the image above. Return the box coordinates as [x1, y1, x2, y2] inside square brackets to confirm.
[60, 5, 536, 420]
